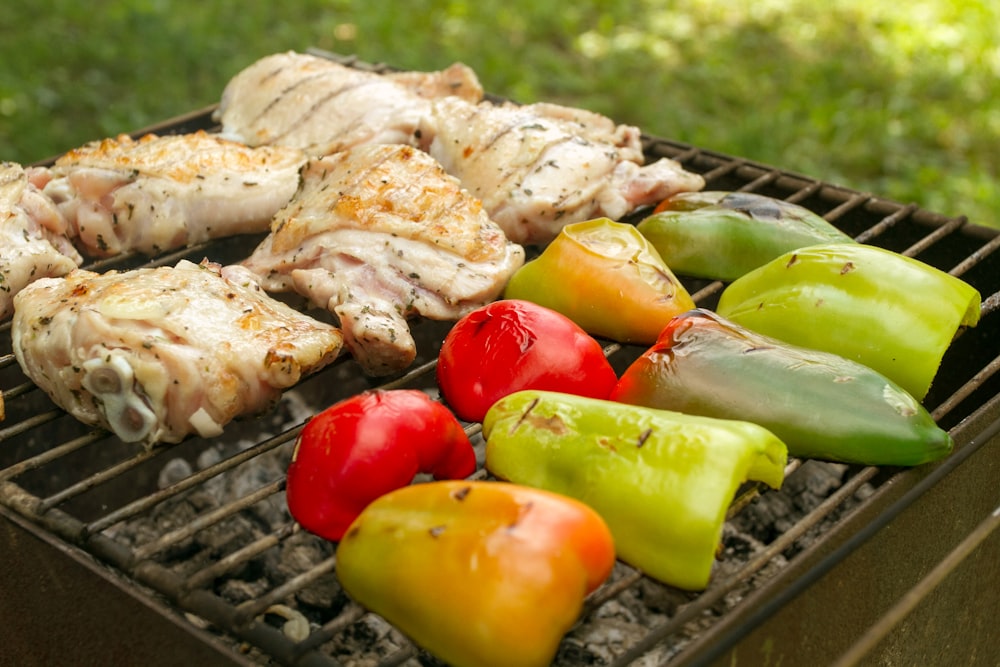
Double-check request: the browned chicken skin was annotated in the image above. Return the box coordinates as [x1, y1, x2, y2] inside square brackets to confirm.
[31, 131, 307, 257]
[0, 161, 83, 322]
[214, 51, 484, 156]
[423, 97, 706, 245]
[11, 260, 343, 445]
[242, 143, 525, 376]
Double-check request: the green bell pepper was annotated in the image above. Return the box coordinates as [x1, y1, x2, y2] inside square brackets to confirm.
[611, 309, 953, 466]
[637, 191, 856, 281]
[716, 243, 981, 400]
[503, 217, 695, 344]
[483, 390, 788, 590]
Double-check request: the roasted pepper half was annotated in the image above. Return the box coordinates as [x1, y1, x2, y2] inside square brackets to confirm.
[611, 309, 953, 466]
[637, 191, 856, 281]
[483, 390, 788, 590]
[436, 299, 618, 423]
[285, 389, 477, 541]
[503, 218, 695, 344]
[336, 480, 616, 667]
[716, 243, 981, 400]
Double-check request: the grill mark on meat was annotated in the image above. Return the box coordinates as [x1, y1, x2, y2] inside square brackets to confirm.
[492, 134, 581, 199]
[262, 79, 384, 147]
[475, 113, 526, 154]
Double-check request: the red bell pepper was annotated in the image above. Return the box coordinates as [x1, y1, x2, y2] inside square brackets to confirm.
[436, 299, 618, 422]
[336, 480, 616, 667]
[285, 389, 477, 541]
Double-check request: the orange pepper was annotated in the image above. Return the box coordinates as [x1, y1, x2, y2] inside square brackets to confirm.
[503, 218, 694, 344]
[336, 480, 616, 667]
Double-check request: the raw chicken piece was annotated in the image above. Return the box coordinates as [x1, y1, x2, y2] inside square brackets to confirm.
[242, 143, 525, 376]
[0, 162, 83, 320]
[423, 97, 706, 245]
[31, 131, 307, 257]
[11, 259, 343, 446]
[213, 51, 483, 157]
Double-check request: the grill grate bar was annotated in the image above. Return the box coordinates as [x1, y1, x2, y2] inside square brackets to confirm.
[782, 180, 823, 205]
[819, 191, 874, 224]
[581, 566, 648, 616]
[0, 430, 102, 483]
[39, 445, 165, 513]
[132, 478, 285, 562]
[736, 169, 781, 192]
[235, 555, 338, 624]
[931, 352, 1000, 423]
[290, 604, 367, 661]
[697, 158, 747, 183]
[0, 379, 41, 404]
[184, 521, 298, 592]
[950, 229, 1000, 277]
[0, 408, 65, 442]
[901, 215, 968, 258]
[86, 427, 301, 534]
[689, 281, 725, 304]
[854, 202, 920, 245]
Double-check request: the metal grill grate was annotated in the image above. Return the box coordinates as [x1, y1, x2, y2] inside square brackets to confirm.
[1, 53, 999, 667]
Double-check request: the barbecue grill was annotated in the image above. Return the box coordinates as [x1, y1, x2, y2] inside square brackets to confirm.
[2, 51, 998, 667]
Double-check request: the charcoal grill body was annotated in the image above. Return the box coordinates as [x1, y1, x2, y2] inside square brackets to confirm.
[2, 52, 998, 667]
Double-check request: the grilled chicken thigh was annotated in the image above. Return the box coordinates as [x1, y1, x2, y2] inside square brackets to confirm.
[242, 143, 525, 376]
[0, 162, 83, 320]
[214, 51, 483, 157]
[424, 97, 706, 245]
[12, 259, 343, 445]
[31, 131, 306, 257]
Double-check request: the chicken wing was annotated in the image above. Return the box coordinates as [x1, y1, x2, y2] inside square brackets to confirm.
[0, 162, 83, 320]
[242, 143, 525, 376]
[213, 51, 483, 157]
[424, 97, 706, 245]
[11, 259, 343, 445]
[32, 131, 306, 257]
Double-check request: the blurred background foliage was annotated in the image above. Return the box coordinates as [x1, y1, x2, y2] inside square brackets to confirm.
[2, 0, 997, 227]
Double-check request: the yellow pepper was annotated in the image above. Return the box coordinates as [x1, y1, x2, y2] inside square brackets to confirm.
[503, 218, 694, 344]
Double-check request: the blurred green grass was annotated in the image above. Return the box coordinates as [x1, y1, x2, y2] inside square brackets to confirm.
[2, 0, 997, 227]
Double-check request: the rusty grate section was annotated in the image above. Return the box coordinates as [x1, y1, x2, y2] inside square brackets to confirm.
[2, 52, 1000, 667]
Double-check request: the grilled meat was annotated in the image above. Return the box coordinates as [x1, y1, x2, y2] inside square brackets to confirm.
[0, 162, 83, 321]
[11, 259, 343, 445]
[242, 143, 525, 376]
[31, 131, 306, 257]
[213, 51, 483, 157]
[423, 97, 706, 245]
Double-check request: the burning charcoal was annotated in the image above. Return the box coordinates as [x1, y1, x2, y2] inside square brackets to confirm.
[566, 612, 652, 664]
[635, 578, 690, 616]
[158, 457, 193, 488]
[218, 578, 272, 605]
[554, 637, 604, 665]
[330, 614, 411, 667]
[787, 460, 849, 504]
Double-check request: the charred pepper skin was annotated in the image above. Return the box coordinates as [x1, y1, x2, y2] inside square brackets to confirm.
[611, 309, 953, 466]
[335, 480, 616, 667]
[285, 389, 476, 542]
[637, 191, 856, 281]
[716, 243, 981, 400]
[483, 390, 788, 591]
[503, 217, 695, 344]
